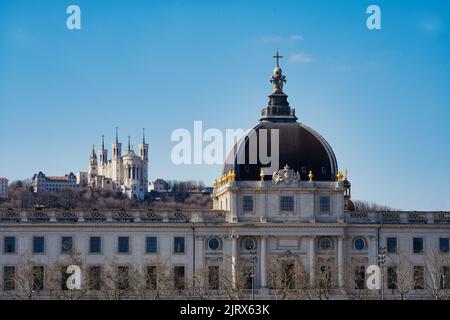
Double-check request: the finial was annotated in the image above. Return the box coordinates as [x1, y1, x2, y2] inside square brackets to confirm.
[337, 171, 344, 182]
[128, 136, 131, 151]
[142, 128, 146, 144]
[308, 170, 314, 182]
[101, 135, 105, 150]
[273, 49, 283, 67]
[344, 168, 348, 179]
[260, 169, 265, 182]
[270, 50, 287, 94]
[115, 127, 119, 144]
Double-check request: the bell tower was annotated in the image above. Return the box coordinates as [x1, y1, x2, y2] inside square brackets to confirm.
[98, 135, 108, 175]
[111, 127, 123, 183]
[139, 128, 149, 188]
[88, 145, 98, 186]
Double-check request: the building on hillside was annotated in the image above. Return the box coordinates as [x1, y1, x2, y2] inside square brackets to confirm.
[76, 172, 88, 187]
[0, 177, 8, 198]
[148, 179, 169, 193]
[31, 172, 77, 193]
[88, 129, 149, 200]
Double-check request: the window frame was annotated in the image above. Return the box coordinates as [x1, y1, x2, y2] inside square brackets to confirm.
[280, 195, 294, 212]
[32, 236, 46, 254]
[146, 236, 158, 254]
[89, 236, 102, 254]
[387, 237, 397, 253]
[413, 237, 424, 254]
[439, 238, 449, 253]
[117, 236, 131, 254]
[174, 237, 185, 254]
[61, 236, 74, 254]
[3, 236, 17, 254]
[242, 195, 254, 212]
[319, 196, 331, 213]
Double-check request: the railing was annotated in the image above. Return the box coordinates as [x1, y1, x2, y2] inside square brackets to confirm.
[0, 209, 448, 225]
[344, 211, 450, 224]
[0, 209, 228, 224]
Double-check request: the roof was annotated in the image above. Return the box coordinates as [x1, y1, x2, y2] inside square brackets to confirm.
[0, 177, 8, 181]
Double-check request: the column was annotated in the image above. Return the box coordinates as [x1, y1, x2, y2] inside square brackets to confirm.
[338, 236, 344, 288]
[260, 236, 267, 288]
[309, 236, 315, 286]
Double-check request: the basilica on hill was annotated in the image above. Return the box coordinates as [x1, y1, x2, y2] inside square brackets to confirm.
[0, 52, 449, 300]
[88, 129, 149, 200]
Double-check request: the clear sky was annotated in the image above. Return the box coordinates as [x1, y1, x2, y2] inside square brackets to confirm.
[1, 0, 449, 210]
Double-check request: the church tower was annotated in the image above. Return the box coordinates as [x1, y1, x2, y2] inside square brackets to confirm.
[111, 127, 122, 183]
[88, 145, 98, 186]
[139, 128, 149, 188]
[98, 135, 108, 176]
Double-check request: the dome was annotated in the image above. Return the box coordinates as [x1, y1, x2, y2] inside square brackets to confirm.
[223, 121, 338, 181]
[222, 52, 338, 182]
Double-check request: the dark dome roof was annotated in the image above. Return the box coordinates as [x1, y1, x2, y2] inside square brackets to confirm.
[223, 121, 338, 181]
[222, 55, 338, 182]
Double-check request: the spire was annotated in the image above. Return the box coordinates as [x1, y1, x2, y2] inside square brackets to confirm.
[101, 135, 105, 150]
[260, 50, 297, 123]
[115, 127, 119, 144]
[90, 144, 97, 159]
[128, 136, 131, 152]
[142, 128, 146, 144]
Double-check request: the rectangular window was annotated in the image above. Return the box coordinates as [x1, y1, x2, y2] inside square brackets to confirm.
[354, 266, 366, 290]
[32, 266, 45, 291]
[146, 237, 157, 253]
[3, 266, 15, 291]
[4, 236, 16, 253]
[441, 266, 450, 289]
[61, 266, 70, 290]
[146, 266, 157, 290]
[117, 266, 129, 290]
[413, 266, 424, 289]
[387, 237, 397, 253]
[280, 196, 294, 212]
[33, 237, 45, 253]
[387, 266, 398, 290]
[174, 266, 185, 290]
[439, 238, 449, 253]
[89, 237, 102, 253]
[242, 196, 254, 212]
[118, 237, 130, 253]
[413, 237, 424, 254]
[174, 237, 185, 253]
[319, 196, 331, 212]
[61, 236, 74, 254]
[88, 266, 102, 291]
[208, 266, 220, 290]
[282, 261, 295, 289]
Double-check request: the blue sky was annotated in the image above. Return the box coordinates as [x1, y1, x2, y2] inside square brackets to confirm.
[0, 0, 449, 210]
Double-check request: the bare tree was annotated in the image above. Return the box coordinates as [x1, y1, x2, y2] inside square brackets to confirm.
[46, 251, 90, 300]
[385, 250, 416, 300]
[100, 258, 140, 300]
[136, 257, 173, 300]
[424, 249, 450, 300]
[1, 252, 45, 300]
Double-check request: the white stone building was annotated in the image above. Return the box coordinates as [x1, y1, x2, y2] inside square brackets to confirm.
[88, 129, 149, 200]
[0, 56, 448, 299]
